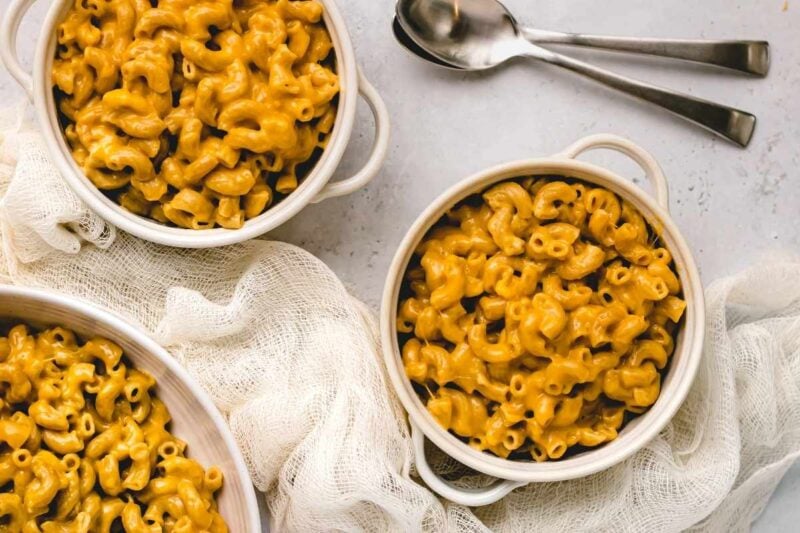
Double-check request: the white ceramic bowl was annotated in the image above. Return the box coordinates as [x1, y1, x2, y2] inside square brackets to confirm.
[0, 285, 261, 531]
[0, 0, 389, 248]
[381, 134, 705, 506]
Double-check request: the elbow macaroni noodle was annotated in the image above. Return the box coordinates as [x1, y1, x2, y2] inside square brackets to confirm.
[397, 178, 686, 462]
[0, 324, 227, 532]
[52, 0, 339, 229]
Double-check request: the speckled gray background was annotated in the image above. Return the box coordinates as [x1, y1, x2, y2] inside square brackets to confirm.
[1, 0, 798, 530]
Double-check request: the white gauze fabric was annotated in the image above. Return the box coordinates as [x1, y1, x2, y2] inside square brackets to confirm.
[1, 103, 799, 532]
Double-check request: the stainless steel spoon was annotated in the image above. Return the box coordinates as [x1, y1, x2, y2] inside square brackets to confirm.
[396, 0, 762, 146]
[396, 0, 769, 74]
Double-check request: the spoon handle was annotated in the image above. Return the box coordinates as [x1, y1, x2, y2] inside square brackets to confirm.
[526, 46, 755, 146]
[522, 28, 769, 76]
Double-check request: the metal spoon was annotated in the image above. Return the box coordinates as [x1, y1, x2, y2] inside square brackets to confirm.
[396, 0, 760, 146]
[396, 0, 769, 75]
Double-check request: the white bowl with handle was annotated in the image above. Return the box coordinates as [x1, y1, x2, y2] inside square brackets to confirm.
[0, 284, 262, 531]
[381, 134, 705, 506]
[0, 0, 389, 248]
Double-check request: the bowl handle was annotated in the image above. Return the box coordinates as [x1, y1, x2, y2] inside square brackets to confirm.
[556, 134, 669, 211]
[0, 0, 38, 99]
[313, 68, 390, 203]
[411, 422, 526, 506]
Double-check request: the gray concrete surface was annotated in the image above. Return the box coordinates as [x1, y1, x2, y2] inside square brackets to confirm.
[1, 0, 798, 530]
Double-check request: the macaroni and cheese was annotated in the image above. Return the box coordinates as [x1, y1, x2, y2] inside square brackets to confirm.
[397, 178, 686, 462]
[52, 0, 339, 229]
[0, 324, 227, 531]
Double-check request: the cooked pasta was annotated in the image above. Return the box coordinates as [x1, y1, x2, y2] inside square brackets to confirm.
[397, 177, 686, 461]
[0, 324, 227, 531]
[52, 0, 339, 229]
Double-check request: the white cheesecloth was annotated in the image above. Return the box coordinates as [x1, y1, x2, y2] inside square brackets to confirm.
[1, 104, 799, 532]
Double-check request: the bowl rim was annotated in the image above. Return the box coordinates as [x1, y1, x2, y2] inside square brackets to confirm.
[32, 0, 359, 248]
[380, 155, 705, 483]
[0, 284, 262, 530]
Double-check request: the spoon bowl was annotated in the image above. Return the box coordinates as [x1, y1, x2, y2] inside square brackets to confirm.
[396, 0, 522, 70]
